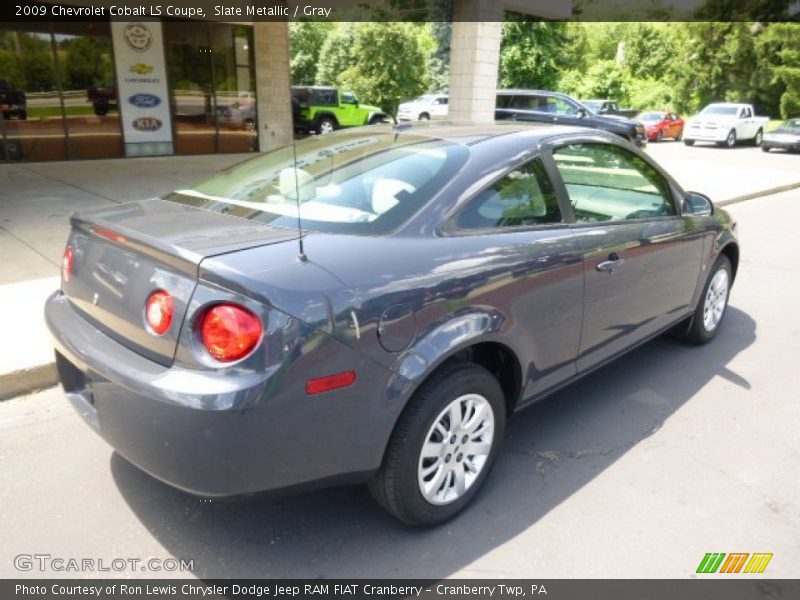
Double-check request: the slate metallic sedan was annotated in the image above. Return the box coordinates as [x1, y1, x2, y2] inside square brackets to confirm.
[46, 123, 739, 525]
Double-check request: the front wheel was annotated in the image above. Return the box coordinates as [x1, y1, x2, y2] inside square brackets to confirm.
[684, 139, 695, 146]
[761, 145, 770, 153]
[725, 129, 737, 148]
[369, 362, 506, 526]
[418, 113, 430, 121]
[656, 130, 664, 142]
[679, 255, 732, 345]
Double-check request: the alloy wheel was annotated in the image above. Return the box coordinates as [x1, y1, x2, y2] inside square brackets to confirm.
[703, 268, 729, 332]
[417, 393, 495, 506]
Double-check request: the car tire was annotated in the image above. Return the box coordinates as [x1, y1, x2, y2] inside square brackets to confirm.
[761, 145, 770, 153]
[752, 129, 763, 146]
[725, 129, 737, 148]
[316, 116, 336, 135]
[368, 361, 506, 526]
[684, 139, 694, 146]
[675, 129, 683, 141]
[418, 113, 430, 121]
[679, 255, 732, 345]
[656, 130, 664, 142]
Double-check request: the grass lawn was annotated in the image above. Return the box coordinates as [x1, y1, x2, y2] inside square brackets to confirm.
[27, 105, 100, 119]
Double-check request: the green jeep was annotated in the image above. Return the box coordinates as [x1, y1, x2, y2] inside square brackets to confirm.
[291, 86, 387, 135]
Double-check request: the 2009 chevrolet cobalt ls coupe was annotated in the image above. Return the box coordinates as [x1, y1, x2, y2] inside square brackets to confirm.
[46, 123, 738, 525]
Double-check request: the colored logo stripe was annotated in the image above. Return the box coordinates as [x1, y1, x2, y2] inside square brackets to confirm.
[744, 553, 773, 574]
[697, 552, 773, 574]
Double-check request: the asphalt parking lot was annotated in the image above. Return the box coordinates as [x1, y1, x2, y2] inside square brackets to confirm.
[1, 142, 798, 578]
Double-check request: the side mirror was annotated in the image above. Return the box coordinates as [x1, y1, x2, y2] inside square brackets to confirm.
[577, 108, 587, 119]
[683, 191, 714, 216]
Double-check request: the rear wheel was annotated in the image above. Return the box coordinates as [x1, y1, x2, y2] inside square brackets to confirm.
[679, 255, 732, 345]
[762, 145, 770, 153]
[369, 362, 506, 526]
[316, 116, 336, 135]
[684, 139, 695, 146]
[752, 129, 763, 146]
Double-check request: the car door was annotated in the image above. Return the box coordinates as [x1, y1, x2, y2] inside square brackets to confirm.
[547, 140, 705, 372]
[338, 91, 360, 126]
[446, 155, 584, 401]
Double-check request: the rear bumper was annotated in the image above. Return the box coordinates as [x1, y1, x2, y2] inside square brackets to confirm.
[45, 291, 395, 497]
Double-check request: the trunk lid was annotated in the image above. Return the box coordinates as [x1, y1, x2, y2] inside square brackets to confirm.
[62, 198, 298, 366]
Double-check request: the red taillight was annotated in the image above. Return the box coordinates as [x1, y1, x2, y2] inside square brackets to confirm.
[306, 371, 357, 395]
[62, 245, 74, 282]
[199, 304, 262, 362]
[145, 290, 174, 335]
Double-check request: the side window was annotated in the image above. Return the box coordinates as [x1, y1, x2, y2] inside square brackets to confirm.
[441, 97, 448, 105]
[553, 143, 676, 223]
[341, 92, 356, 104]
[456, 158, 562, 230]
[550, 97, 579, 115]
[496, 94, 513, 109]
[509, 94, 542, 110]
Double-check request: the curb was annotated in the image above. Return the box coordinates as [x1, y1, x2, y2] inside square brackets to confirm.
[1, 182, 799, 402]
[0, 363, 59, 402]
[716, 181, 800, 206]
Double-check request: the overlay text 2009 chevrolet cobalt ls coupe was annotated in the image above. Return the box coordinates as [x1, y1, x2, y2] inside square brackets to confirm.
[46, 123, 738, 525]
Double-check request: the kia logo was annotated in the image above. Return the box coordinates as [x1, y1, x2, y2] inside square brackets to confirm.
[128, 94, 161, 108]
[132, 117, 162, 131]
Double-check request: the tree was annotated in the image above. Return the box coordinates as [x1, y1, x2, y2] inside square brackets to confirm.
[337, 22, 428, 114]
[289, 22, 334, 86]
[314, 23, 357, 86]
[499, 19, 568, 89]
[63, 37, 109, 90]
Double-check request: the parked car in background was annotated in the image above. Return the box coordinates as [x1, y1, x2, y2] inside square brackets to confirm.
[496, 89, 647, 147]
[761, 118, 800, 153]
[683, 103, 769, 148]
[291, 86, 387, 135]
[87, 87, 118, 116]
[581, 99, 639, 119]
[216, 93, 256, 131]
[46, 122, 738, 526]
[0, 79, 27, 120]
[638, 111, 685, 142]
[397, 94, 449, 121]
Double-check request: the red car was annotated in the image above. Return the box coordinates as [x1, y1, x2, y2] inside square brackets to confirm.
[638, 111, 684, 142]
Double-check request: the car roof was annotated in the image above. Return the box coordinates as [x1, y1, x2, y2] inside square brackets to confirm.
[496, 89, 572, 97]
[388, 120, 595, 145]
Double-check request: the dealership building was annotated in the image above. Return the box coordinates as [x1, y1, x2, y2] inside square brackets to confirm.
[0, 1, 569, 163]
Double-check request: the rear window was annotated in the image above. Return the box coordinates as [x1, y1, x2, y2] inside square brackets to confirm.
[165, 130, 468, 235]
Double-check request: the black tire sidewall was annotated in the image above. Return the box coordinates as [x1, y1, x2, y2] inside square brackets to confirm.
[689, 255, 732, 343]
[384, 363, 506, 525]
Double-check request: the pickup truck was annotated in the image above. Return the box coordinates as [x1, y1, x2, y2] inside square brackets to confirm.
[0, 79, 27, 120]
[580, 99, 639, 119]
[683, 103, 769, 148]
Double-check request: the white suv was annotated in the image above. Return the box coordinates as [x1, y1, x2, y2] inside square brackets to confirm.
[397, 94, 449, 121]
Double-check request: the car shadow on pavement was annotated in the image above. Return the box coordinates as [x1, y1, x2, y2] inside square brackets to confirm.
[111, 306, 756, 578]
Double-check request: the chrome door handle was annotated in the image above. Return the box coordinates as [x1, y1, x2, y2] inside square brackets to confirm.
[596, 253, 624, 273]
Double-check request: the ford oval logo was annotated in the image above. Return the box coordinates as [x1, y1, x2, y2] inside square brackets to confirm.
[128, 93, 161, 108]
[132, 117, 162, 132]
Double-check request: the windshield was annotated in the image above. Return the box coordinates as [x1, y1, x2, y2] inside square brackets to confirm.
[165, 129, 468, 235]
[700, 105, 739, 116]
[638, 112, 665, 123]
[582, 100, 602, 112]
[777, 119, 800, 132]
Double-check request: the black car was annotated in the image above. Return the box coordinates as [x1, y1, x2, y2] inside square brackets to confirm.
[47, 122, 737, 525]
[496, 89, 647, 147]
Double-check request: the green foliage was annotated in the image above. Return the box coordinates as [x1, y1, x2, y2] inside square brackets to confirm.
[499, 19, 568, 90]
[289, 22, 334, 86]
[314, 23, 357, 86]
[63, 37, 111, 90]
[338, 22, 428, 114]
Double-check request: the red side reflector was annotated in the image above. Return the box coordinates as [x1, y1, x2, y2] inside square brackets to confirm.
[62, 245, 74, 282]
[305, 371, 357, 395]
